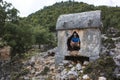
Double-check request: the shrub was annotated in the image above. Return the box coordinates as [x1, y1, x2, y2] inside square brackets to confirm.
[83, 56, 116, 80]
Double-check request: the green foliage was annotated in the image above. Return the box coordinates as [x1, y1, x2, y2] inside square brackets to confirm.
[0, 38, 7, 47]
[0, 0, 23, 57]
[95, 6, 120, 33]
[102, 37, 116, 50]
[3, 22, 35, 57]
[83, 56, 116, 80]
[25, 1, 95, 32]
[0, 0, 9, 36]
[33, 25, 56, 49]
[1, 0, 56, 57]
[7, 7, 19, 23]
[0, 0, 19, 35]
[24, 1, 120, 33]
[34, 26, 50, 44]
[3, 22, 32, 56]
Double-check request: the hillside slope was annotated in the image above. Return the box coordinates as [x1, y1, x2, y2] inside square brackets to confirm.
[23, 1, 120, 32]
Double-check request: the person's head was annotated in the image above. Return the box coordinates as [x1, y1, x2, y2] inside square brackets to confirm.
[73, 33, 77, 37]
[73, 31, 78, 38]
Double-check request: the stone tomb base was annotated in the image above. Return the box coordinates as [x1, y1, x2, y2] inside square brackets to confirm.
[64, 56, 89, 63]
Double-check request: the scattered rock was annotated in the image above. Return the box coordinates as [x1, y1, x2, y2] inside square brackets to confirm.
[58, 63, 64, 67]
[61, 69, 67, 76]
[35, 72, 41, 76]
[82, 74, 90, 80]
[71, 67, 76, 71]
[98, 76, 107, 80]
[67, 71, 78, 77]
[62, 60, 69, 66]
[31, 69, 35, 74]
[50, 65, 55, 71]
[47, 47, 57, 56]
[114, 67, 120, 78]
[24, 76, 30, 80]
[68, 74, 77, 80]
[68, 64, 73, 68]
[113, 55, 120, 66]
[76, 63, 82, 70]
[83, 61, 89, 66]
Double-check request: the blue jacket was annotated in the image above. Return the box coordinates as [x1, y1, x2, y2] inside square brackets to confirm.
[71, 37, 80, 42]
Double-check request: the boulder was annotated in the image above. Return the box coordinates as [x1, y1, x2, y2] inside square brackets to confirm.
[83, 61, 89, 66]
[47, 47, 57, 56]
[68, 64, 73, 68]
[76, 63, 82, 70]
[82, 74, 90, 80]
[35, 72, 41, 76]
[68, 74, 77, 80]
[61, 69, 67, 76]
[24, 76, 30, 80]
[114, 67, 120, 78]
[31, 69, 35, 74]
[98, 76, 106, 80]
[67, 71, 78, 77]
[113, 55, 120, 66]
[0, 46, 10, 60]
[71, 67, 76, 71]
[62, 60, 70, 66]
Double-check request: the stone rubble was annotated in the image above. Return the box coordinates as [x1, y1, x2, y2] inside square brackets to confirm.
[21, 45, 120, 80]
[21, 47, 94, 80]
[56, 60, 91, 80]
[21, 48, 57, 80]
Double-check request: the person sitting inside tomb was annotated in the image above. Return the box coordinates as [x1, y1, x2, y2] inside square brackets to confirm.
[67, 31, 80, 51]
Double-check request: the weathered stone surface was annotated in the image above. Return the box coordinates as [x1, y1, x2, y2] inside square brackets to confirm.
[81, 29, 101, 57]
[55, 28, 101, 66]
[56, 10, 102, 30]
[55, 10, 102, 66]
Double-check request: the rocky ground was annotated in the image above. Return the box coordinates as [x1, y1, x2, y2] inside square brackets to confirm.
[0, 27, 120, 80]
[0, 60, 10, 80]
[20, 48, 56, 80]
[21, 27, 120, 80]
[0, 46, 120, 80]
[19, 50, 119, 80]
[19, 47, 119, 80]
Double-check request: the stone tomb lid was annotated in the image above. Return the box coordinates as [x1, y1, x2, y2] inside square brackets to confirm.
[56, 10, 102, 30]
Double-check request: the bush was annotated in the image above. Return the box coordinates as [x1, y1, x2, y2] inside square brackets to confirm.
[83, 56, 116, 80]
